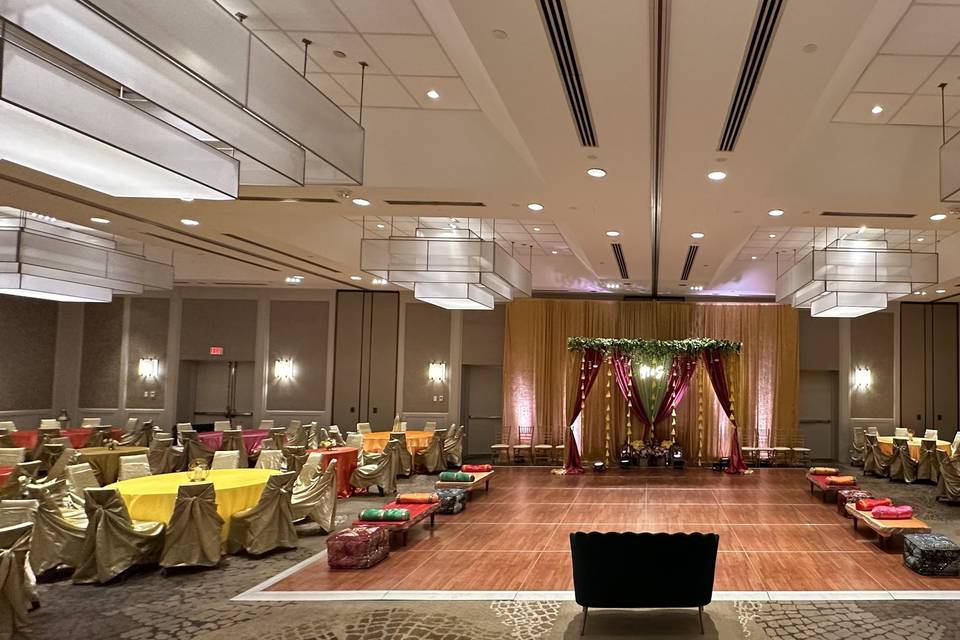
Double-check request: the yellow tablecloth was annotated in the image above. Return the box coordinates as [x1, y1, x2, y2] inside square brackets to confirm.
[362, 430, 434, 454]
[78, 446, 150, 484]
[108, 469, 278, 541]
[877, 436, 951, 460]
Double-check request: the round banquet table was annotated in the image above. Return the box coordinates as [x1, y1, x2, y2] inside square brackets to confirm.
[362, 430, 433, 455]
[109, 469, 278, 541]
[197, 429, 270, 455]
[78, 446, 150, 484]
[306, 447, 358, 498]
[9, 427, 124, 450]
[877, 436, 951, 460]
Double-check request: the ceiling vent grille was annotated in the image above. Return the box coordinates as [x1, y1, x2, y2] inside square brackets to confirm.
[821, 211, 916, 219]
[680, 245, 698, 281]
[611, 243, 629, 279]
[717, 0, 784, 152]
[237, 196, 337, 203]
[538, 0, 597, 147]
[383, 200, 485, 207]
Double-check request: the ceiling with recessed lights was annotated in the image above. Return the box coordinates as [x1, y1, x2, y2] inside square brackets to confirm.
[5, 0, 960, 301]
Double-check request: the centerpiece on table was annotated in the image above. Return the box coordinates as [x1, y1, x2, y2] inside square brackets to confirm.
[188, 459, 209, 482]
[318, 438, 337, 451]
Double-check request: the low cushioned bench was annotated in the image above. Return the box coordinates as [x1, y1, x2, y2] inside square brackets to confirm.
[352, 501, 439, 547]
[845, 502, 931, 548]
[806, 473, 857, 503]
[836, 489, 872, 517]
[903, 533, 960, 576]
[434, 470, 494, 499]
[570, 531, 718, 636]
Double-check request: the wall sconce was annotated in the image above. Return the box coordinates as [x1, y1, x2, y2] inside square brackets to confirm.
[138, 357, 160, 379]
[274, 358, 296, 381]
[428, 361, 447, 383]
[854, 367, 871, 388]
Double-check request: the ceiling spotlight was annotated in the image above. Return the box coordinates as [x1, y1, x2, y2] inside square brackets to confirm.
[931, 213, 947, 221]
[605, 230, 620, 237]
[350, 275, 362, 281]
[551, 250, 558, 255]
[376, 223, 386, 229]
[768, 209, 784, 217]
[707, 170, 727, 181]
[371, 278, 387, 285]
[180, 218, 200, 226]
[690, 232, 705, 239]
[751, 256, 758, 260]
[768, 233, 776, 238]
[604, 282, 621, 290]
[179, 197, 194, 203]
[587, 168, 606, 178]
[914, 291, 922, 295]
[936, 289, 947, 294]
[689, 285, 703, 292]
[533, 226, 541, 232]
[871, 105, 883, 115]
[90, 217, 110, 224]
[527, 203, 544, 212]
[917, 237, 925, 242]
[921, 290, 928, 296]
[426, 89, 440, 100]
[352, 198, 371, 207]
[285, 275, 304, 285]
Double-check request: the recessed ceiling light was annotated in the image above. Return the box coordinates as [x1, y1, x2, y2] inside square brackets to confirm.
[768, 233, 776, 238]
[376, 223, 385, 229]
[332, 50, 346, 58]
[90, 217, 110, 224]
[179, 197, 194, 203]
[527, 203, 543, 212]
[936, 289, 946, 294]
[180, 218, 200, 226]
[533, 227, 541, 232]
[352, 198, 370, 207]
[587, 168, 606, 178]
[551, 250, 558, 255]
[350, 276, 362, 281]
[931, 213, 947, 221]
[371, 278, 387, 285]
[917, 237, 925, 242]
[921, 290, 928, 295]
[605, 230, 620, 237]
[768, 209, 784, 217]
[285, 275, 304, 285]
[690, 232, 705, 239]
[426, 89, 440, 100]
[751, 256, 758, 260]
[707, 170, 727, 181]
[492, 29, 508, 39]
[801, 43, 819, 54]
[871, 105, 883, 115]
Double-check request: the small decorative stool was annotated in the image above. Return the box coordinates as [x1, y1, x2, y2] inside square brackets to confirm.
[903, 533, 960, 576]
[836, 489, 873, 518]
[327, 525, 389, 570]
[436, 488, 468, 515]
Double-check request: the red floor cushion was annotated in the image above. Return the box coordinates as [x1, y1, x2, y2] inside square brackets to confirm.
[856, 497, 893, 511]
[396, 493, 439, 504]
[461, 464, 493, 473]
[872, 505, 913, 520]
[826, 475, 857, 486]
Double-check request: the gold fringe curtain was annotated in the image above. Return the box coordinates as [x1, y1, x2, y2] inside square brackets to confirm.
[502, 299, 799, 461]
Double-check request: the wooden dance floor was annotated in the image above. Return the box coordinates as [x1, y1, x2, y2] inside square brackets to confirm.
[244, 467, 960, 598]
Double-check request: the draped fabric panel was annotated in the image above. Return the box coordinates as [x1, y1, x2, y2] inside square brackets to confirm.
[563, 348, 604, 474]
[650, 353, 699, 439]
[502, 300, 799, 462]
[612, 352, 651, 442]
[702, 349, 748, 474]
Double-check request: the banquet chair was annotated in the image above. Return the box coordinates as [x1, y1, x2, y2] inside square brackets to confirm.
[391, 415, 401, 432]
[25, 481, 86, 576]
[424, 421, 437, 432]
[120, 421, 153, 447]
[39, 419, 57, 429]
[356, 422, 372, 435]
[118, 454, 152, 481]
[219, 429, 249, 468]
[36, 439, 63, 472]
[282, 446, 307, 476]
[415, 429, 447, 474]
[286, 422, 308, 448]
[259, 419, 275, 429]
[0, 422, 14, 433]
[952, 430, 960, 456]
[327, 425, 346, 447]
[894, 427, 910, 438]
[389, 432, 413, 477]
[865, 426, 879, 436]
[399, 421, 408, 432]
[0, 433, 11, 449]
[72, 487, 165, 584]
[123, 417, 138, 435]
[180, 438, 216, 471]
[299, 452, 323, 485]
[160, 482, 224, 570]
[147, 437, 179, 475]
[213, 420, 231, 432]
[292, 458, 337, 533]
[790, 434, 812, 467]
[175, 422, 193, 434]
[863, 433, 892, 477]
[924, 429, 939, 440]
[226, 471, 298, 556]
[850, 426, 866, 466]
[351, 439, 401, 495]
[888, 437, 918, 483]
[211, 450, 240, 470]
[0, 522, 35, 637]
[935, 450, 960, 502]
[307, 423, 323, 449]
[81, 418, 101, 428]
[41, 446, 77, 483]
[255, 449, 284, 470]
[84, 426, 111, 448]
[917, 439, 940, 484]
[345, 432, 364, 450]
[269, 426, 287, 450]
[0, 499, 37, 529]
[0, 448, 26, 467]
[65, 463, 100, 506]
[444, 425, 465, 468]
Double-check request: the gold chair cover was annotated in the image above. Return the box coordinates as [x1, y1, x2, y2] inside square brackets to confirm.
[351, 440, 400, 494]
[219, 429, 248, 468]
[118, 455, 152, 481]
[0, 522, 33, 638]
[179, 438, 215, 472]
[299, 452, 323, 486]
[345, 432, 363, 450]
[0, 501, 37, 529]
[327, 425, 346, 447]
[0, 451, 25, 468]
[65, 463, 101, 508]
[269, 427, 287, 450]
[282, 446, 307, 476]
[888, 437, 918, 482]
[414, 430, 447, 474]
[225, 471, 298, 556]
[25, 481, 86, 576]
[863, 433, 891, 477]
[159, 482, 224, 569]
[147, 437, 179, 475]
[291, 459, 337, 533]
[850, 426, 865, 466]
[0, 439, 12, 451]
[255, 450, 284, 470]
[424, 421, 437, 432]
[72, 487, 165, 584]
[286, 424, 308, 448]
[443, 426, 465, 468]
[935, 450, 960, 501]
[357, 422, 372, 434]
[917, 439, 940, 483]
[211, 450, 240, 470]
[389, 433, 413, 477]
[119, 422, 152, 448]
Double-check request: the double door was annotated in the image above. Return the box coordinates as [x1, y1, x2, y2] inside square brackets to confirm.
[178, 359, 254, 428]
[901, 303, 958, 432]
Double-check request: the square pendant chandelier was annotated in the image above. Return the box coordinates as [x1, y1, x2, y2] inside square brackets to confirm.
[360, 218, 533, 311]
[776, 228, 938, 317]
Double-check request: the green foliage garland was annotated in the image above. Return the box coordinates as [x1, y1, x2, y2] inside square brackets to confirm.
[567, 337, 741, 358]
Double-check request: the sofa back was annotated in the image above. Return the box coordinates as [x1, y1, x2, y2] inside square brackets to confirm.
[570, 531, 719, 609]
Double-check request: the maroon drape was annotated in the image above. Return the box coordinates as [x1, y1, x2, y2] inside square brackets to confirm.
[702, 349, 748, 474]
[650, 354, 699, 440]
[564, 348, 604, 474]
[611, 351, 652, 441]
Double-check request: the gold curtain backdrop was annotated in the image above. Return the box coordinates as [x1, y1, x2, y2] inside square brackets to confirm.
[502, 299, 799, 462]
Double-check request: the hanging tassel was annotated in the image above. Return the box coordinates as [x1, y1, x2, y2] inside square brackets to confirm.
[697, 365, 705, 467]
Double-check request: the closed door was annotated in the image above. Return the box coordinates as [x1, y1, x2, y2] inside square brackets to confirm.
[190, 360, 255, 426]
[798, 370, 837, 460]
[461, 365, 502, 456]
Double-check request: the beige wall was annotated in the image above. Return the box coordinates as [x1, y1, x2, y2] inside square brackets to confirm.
[403, 302, 451, 413]
[79, 299, 124, 409]
[798, 311, 839, 371]
[0, 297, 58, 411]
[462, 305, 505, 366]
[126, 297, 170, 410]
[850, 311, 894, 419]
[267, 300, 329, 411]
[180, 298, 257, 361]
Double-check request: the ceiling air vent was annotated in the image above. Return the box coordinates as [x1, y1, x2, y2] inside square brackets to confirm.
[717, 0, 784, 152]
[538, 0, 597, 147]
[383, 200, 485, 207]
[237, 196, 337, 203]
[680, 245, 698, 281]
[611, 243, 629, 279]
[821, 211, 916, 219]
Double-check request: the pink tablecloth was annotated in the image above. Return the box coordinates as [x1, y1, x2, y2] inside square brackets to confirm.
[307, 447, 358, 498]
[0, 466, 12, 486]
[198, 429, 271, 455]
[9, 427, 123, 450]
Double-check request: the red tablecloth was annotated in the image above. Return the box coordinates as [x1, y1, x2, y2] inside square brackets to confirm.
[9, 427, 123, 450]
[198, 429, 270, 455]
[0, 466, 13, 486]
[308, 447, 358, 498]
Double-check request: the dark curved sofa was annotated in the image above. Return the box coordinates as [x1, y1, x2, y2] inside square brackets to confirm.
[570, 531, 719, 635]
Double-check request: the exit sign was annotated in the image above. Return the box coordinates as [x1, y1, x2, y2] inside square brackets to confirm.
[209, 346, 224, 356]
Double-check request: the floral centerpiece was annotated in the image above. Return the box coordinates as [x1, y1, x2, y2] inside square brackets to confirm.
[639, 442, 668, 466]
[188, 459, 209, 482]
[319, 438, 337, 451]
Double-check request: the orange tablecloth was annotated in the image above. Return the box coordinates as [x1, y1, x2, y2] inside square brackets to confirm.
[362, 430, 434, 455]
[877, 436, 951, 460]
[307, 447, 358, 498]
[9, 427, 123, 450]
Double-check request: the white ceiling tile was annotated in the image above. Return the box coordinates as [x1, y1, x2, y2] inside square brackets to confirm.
[252, 0, 353, 31]
[881, 5, 960, 56]
[889, 94, 960, 125]
[332, 74, 417, 107]
[916, 57, 960, 95]
[833, 93, 908, 123]
[332, 0, 430, 34]
[289, 32, 390, 74]
[253, 31, 321, 71]
[854, 55, 941, 93]
[215, 0, 274, 29]
[364, 35, 457, 76]
[397, 76, 477, 109]
[306, 73, 357, 105]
